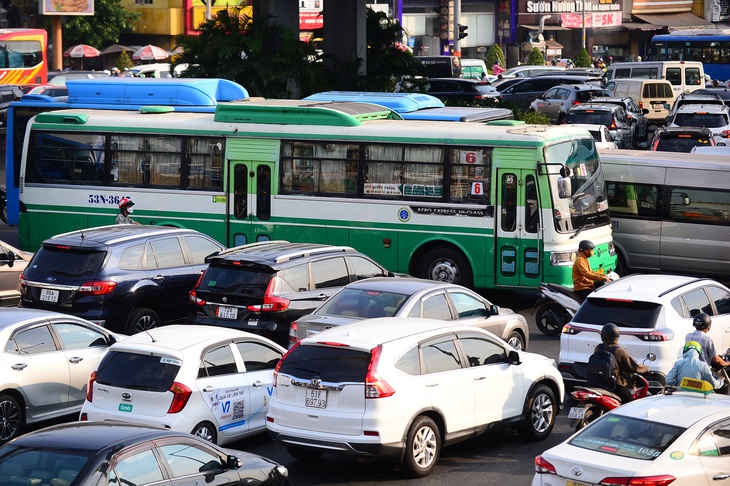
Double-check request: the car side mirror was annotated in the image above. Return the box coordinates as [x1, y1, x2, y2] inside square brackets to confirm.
[508, 350, 521, 365]
[490, 304, 499, 316]
[226, 455, 242, 469]
[0, 251, 14, 268]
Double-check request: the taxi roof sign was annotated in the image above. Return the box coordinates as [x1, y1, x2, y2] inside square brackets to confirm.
[679, 377, 714, 395]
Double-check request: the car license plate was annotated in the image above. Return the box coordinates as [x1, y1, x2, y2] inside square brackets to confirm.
[568, 406, 586, 419]
[40, 288, 59, 303]
[305, 389, 327, 409]
[567, 481, 592, 486]
[216, 306, 238, 320]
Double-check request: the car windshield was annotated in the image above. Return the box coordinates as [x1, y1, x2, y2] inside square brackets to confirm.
[317, 288, 409, 318]
[569, 415, 684, 460]
[567, 111, 613, 126]
[573, 298, 662, 329]
[674, 113, 729, 128]
[655, 136, 712, 153]
[0, 445, 90, 481]
[279, 345, 370, 383]
[95, 351, 181, 391]
[32, 245, 106, 277]
[545, 138, 611, 233]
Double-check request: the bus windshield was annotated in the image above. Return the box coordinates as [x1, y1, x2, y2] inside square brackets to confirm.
[545, 139, 611, 234]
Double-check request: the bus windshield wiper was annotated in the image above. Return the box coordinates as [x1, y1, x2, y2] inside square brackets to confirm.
[570, 222, 596, 239]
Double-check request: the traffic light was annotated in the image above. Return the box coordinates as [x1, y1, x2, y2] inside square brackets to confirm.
[458, 24, 469, 40]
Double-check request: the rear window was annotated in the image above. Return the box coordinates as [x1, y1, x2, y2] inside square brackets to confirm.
[644, 83, 673, 98]
[674, 113, 729, 128]
[655, 135, 712, 153]
[32, 245, 106, 277]
[566, 111, 613, 126]
[201, 262, 274, 295]
[573, 298, 662, 329]
[569, 415, 683, 460]
[95, 351, 180, 391]
[279, 345, 370, 383]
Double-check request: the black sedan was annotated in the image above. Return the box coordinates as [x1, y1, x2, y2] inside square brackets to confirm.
[0, 422, 291, 486]
[421, 78, 501, 103]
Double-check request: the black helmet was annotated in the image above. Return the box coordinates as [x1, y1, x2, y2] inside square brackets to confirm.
[692, 312, 712, 330]
[579, 240, 595, 252]
[601, 323, 620, 342]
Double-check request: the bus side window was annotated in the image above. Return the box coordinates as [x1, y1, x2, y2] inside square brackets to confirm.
[501, 173, 517, 232]
[524, 175, 538, 233]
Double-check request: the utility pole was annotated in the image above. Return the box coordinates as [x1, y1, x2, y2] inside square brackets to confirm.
[453, 0, 461, 57]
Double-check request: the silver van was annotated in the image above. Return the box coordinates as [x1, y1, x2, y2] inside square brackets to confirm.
[600, 149, 730, 278]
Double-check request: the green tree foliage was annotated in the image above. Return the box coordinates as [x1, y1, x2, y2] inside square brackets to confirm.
[174, 8, 325, 98]
[116, 50, 134, 70]
[575, 48, 592, 68]
[486, 44, 505, 73]
[526, 47, 545, 66]
[54, 0, 140, 48]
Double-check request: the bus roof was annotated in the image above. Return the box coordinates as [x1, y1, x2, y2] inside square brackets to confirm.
[401, 106, 514, 122]
[303, 91, 445, 112]
[215, 99, 403, 125]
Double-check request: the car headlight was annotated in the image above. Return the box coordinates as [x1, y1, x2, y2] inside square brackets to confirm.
[550, 250, 577, 266]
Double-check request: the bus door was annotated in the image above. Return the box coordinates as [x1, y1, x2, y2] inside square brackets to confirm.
[228, 162, 274, 247]
[495, 170, 542, 287]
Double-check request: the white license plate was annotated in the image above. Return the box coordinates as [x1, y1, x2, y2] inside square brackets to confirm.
[568, 406, 586, 419]
[40, 289, 59, 303]
[305, 389, 327, 409]
[216, 306, 238, 320]
[247, 319, 258, 327]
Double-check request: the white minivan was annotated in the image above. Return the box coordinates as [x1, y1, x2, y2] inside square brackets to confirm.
[602, 61, 704, 95]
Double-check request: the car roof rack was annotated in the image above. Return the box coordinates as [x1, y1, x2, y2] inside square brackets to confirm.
[275, 246, 355, 263]
[215, 240, 290, 257]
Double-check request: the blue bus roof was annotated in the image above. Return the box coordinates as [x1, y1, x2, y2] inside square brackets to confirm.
[303, 91, 444, 112]
[401, 106, 514, 122]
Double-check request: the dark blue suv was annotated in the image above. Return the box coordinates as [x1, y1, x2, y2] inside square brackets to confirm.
[20, 225, 224, 334]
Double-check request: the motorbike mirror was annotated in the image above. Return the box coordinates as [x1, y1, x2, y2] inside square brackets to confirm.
[645, 352, 656, 362]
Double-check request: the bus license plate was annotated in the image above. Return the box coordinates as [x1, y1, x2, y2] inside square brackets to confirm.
[305, 389, 327, 409]
[568, 406, 586, 419]
[40, 289, 59, 303]
[216, 306, 238, 320]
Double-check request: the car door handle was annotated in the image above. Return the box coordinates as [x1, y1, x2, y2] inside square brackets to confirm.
[474, 376, 487, 381]
[315, 294, 328, 300]
[713, 474, 730, 481]
[202, 386, 214, 392]
[68, 357, 83, 364]
[252, 381, 264, 388]
[11, 363, 27, 371]
[152, 275, 165, 282]
[425, 383, 439, 387]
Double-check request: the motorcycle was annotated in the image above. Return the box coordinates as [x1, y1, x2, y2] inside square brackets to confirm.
[716, 348, 730, 395]
[569, 355, 665, 431]
[534, 269, 619, 336]
[0, 185, 7, 226]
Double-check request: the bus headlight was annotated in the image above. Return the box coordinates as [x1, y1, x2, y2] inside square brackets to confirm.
[550, 251, 577, 266]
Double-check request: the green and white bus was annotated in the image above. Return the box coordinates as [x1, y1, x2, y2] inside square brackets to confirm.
[18, 100, 616, 289]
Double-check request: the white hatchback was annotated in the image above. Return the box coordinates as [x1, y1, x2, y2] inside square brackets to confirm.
[267, 318, 565, 478]
[533, 388, 730, 486]
[80, 325, 286, 446]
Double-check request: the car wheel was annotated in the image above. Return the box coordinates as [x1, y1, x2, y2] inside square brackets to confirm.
[0, 394, 21, 443]
[505, 330, 525, 351]
[125, 307, 161, 334]
[615, 252, 627, 277]
[418, 247, 473, 288]
[534, 302, 569, 336]
[400, 415, 441, 478]
[519, 384, 556, 441]
[191, 421, 217, 444]
[286, 447, 323, 461]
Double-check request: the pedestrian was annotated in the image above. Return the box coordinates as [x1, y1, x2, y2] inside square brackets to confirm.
[116, 198, 140, 225]
[492, 60, 505, 76]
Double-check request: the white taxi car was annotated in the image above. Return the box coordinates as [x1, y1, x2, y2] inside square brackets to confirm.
[267, 318, 565, 478]
[80, 325, 285, 446]
[533, 384, 730, 486]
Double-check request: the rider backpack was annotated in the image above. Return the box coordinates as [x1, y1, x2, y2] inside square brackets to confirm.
[586, 344, 619, 390]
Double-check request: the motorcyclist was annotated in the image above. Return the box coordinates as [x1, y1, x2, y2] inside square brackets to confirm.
[572, 240, 609, 301]
[597, 323, 649, 404]
[667, 341, 725, 390]
[684, 313, 730, 369]
[115, 198, 140, 225]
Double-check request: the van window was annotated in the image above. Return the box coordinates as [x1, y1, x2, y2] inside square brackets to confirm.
[631, 67, 658, 79]
[669, 187, 730, 225]
[607, 182, 661, 218]
[644, 83, 673, 98]
[686, 68, 702, 86]
[614, 68, 631, 79]
[666, 68, 681, 86]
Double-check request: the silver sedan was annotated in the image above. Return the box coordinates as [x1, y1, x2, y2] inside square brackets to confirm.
[289, 277, 529, 351]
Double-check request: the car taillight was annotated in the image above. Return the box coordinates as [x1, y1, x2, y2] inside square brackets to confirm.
[638, 101, 644, 109]
[365, 345, 395, 399]
[86, 370, 97, 402]
[273, 342, 300, 387]
[247, 277, 290, 312]
[79, 281, 117, 295]
[609, 118, 618, 129]
[19, 273, 26, 287]
[534, 455, 556, 475]
[289, 321, 299, 346]
[189, 271, 206, 306]
[721, 129, 730, 138]
[571, 100, 580, 105]
[599, 475, 676, 486]
[167, 382, 192, 413]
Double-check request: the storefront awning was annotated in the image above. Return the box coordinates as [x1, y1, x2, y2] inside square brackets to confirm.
[519, 24, 571, 31]
[634, 12, 712, 28]
[619, 22, 664, 30]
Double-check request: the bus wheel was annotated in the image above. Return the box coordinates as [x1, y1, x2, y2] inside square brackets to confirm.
[419, 248, 473, 288]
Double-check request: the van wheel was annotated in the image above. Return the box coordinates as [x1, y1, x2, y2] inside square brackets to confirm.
[125, 307, 161, 334]
[0, 394, 22, 443]
[519, 384, 556, 441]
[400, 416, 440, 478]
[286, 447, 323, 461]
[418, 247, 473, 288]
[191, 421, 217, 444]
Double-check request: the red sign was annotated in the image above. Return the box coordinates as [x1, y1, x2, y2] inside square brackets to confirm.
[561, 12, 622, 28]
[300, 11, 324, 30]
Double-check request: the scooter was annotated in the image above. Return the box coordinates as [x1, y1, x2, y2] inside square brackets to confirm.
[569, 355, 665, 431]
[534, 270, 620, 336]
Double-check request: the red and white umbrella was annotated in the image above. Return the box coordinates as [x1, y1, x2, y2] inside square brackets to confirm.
[132, 44, 169, 61]
[63, 44, 101, 58]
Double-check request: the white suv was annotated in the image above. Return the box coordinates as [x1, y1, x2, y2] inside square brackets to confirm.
[559, 274, 730, 391]
[266, 317, 564, 478]
[667, 103, 730, 145]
